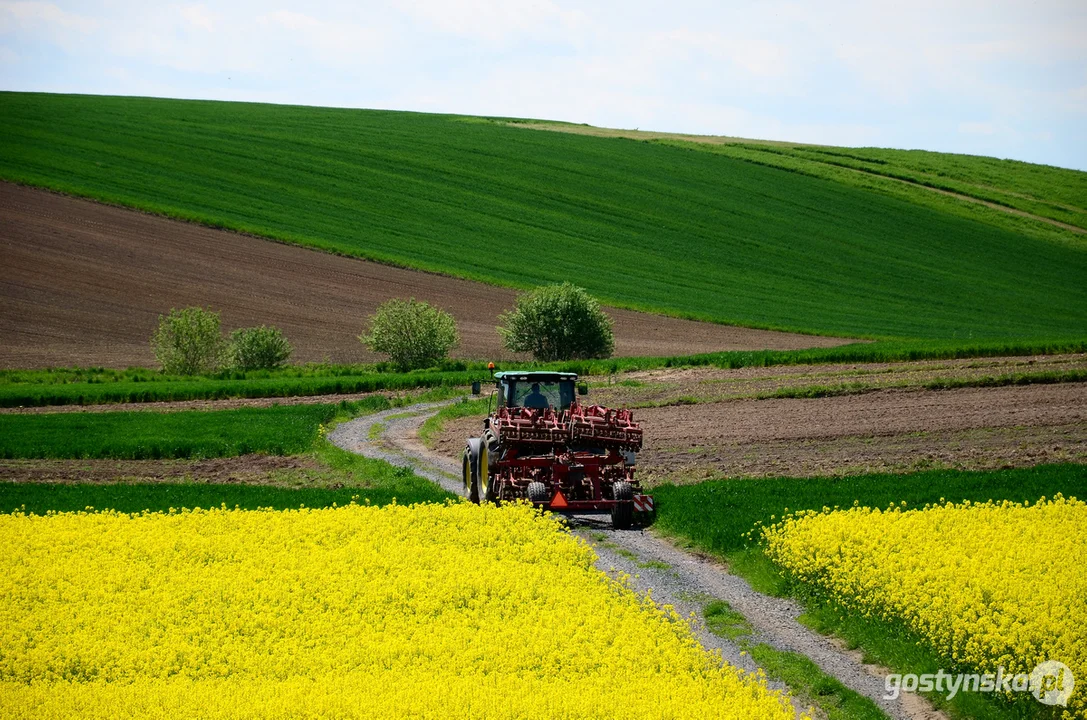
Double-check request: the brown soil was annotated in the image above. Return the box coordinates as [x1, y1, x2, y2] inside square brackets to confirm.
[0, 182, 850, 368]
[636, 383, 1087, 482]
[434, 379, 1087, 482]
[0, 455, 351, 486]
[588, 353, 1087, 407]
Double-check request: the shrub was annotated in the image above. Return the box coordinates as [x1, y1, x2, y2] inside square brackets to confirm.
[361, 299, 459, 371]
[498, 283, 614, 361]
[228, 326, 293, 371]
[150, 307, 225, 375]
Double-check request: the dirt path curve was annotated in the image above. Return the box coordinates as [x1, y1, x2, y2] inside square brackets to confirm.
[329, 400, 941, 720]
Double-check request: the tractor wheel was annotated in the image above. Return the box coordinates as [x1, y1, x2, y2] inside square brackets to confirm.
[479, 443, 497, 504]
[611, 481, 634, 530]
[462, 446, 479, 504]
[527, 481, 549, 504]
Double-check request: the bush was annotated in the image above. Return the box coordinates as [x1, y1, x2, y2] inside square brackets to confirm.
[498, 283, 614, 361]
[150, 307, 225, 375]
[228, 326, 293, 371]
[361, 299, 459, 371]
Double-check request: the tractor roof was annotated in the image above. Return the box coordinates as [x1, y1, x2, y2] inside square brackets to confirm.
[493, 371, 578, 381]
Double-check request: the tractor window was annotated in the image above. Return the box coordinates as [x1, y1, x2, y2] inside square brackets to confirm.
[509, 380, 575, 410]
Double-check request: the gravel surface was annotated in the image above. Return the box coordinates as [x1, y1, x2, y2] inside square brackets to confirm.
[328, 399, 466, 496]
[330, 399, 944, 720]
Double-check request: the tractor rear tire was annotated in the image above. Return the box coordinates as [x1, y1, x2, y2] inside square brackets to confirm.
[462, 447, 479, 504]
[611, 481, 634, 530]
[527, 481, 549, 504]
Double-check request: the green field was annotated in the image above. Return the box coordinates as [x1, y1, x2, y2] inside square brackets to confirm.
[0, 365, 478, 407]
[3, 339, 1085, 408]
[2, 92, 1086, 341]
[0, 404, 340, 459]
[510, 120, 1087, 243]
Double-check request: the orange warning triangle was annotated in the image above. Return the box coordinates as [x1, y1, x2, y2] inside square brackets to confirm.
[550, 490, 569, 509]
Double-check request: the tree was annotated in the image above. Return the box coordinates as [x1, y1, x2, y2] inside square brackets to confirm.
[498, 283, 614, 361]
[150, 306, 225, 375]
[228, 326, 293, 371]
[361, 299, 459, 371]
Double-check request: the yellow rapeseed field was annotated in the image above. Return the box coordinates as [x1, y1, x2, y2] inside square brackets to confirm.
[762, 496, 1085, 718]
[0, 502, 800, 719]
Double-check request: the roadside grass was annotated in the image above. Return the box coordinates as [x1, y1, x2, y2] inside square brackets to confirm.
[699, 599, 890, 720]
[417, 397, 492, 447]
[747, 644, 891, 720]
[3, 93, 1087, 340]
[3, 339, 1086, 408]
[656, 465, 1087, 719]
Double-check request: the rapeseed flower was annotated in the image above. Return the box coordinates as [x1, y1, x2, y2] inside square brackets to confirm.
[0, 502, 800, 719]
[762, 496, 1085, 718]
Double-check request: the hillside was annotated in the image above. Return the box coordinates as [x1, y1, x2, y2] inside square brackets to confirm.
[1, 182, 846, 368]
[511, 120, 1087, 241]
[1, 92, 1085, 341]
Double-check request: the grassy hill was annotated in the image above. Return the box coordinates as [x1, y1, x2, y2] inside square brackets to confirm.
[2, 92, 1085, 341]
[512, 120, 1087, 243]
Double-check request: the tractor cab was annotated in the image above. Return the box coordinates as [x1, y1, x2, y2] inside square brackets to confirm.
[493, 371, 580, 412]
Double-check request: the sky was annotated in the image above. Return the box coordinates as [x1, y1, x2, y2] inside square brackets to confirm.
[1, 0, 1085, 170]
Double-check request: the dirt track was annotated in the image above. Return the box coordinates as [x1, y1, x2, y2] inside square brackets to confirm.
[0, 182, 850, 368]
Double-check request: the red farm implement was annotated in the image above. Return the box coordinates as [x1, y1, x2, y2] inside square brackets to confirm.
[463, 371, 653, 529]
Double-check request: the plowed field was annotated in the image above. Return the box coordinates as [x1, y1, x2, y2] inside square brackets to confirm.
[0, 183, 850, 368]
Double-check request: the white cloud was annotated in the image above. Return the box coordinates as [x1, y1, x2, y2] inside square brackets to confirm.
[958, 121, 1000, 136]
[263, 9, 320, 32]
[396, 0, 589, 44]
[179, 4, 219, 33]
[0, 1, 97, 33]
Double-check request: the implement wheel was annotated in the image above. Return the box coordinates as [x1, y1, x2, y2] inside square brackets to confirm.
[611, 481, 634, 530]
[527, 481, 548, 504]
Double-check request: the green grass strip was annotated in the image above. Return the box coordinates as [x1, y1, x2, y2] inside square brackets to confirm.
[3, 339, 1086, 408]
[0, 404, 348, 460]
[699, 599, 890, 720]
[416, 397, 491, 446]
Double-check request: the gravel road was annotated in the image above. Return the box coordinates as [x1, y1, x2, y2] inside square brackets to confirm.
[330, 400, 943, 720]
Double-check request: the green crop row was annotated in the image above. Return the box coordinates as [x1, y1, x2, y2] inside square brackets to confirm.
[0, 369, 480, 407]
[3, 338, 1085, 408]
